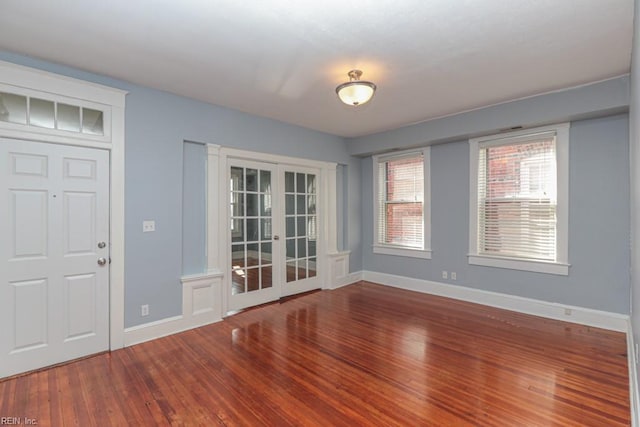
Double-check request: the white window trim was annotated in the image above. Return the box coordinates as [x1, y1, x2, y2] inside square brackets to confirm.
[468, 123, 570, 276]
[372, 147, 432, 259]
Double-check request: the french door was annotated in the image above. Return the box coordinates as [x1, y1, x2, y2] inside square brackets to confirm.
[227, 159, 321, 311]
[281, 167, 320, 297]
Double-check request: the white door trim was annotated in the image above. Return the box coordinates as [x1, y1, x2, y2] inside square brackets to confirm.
[0, 60, 127, 350]
[207, 145, 338, 315]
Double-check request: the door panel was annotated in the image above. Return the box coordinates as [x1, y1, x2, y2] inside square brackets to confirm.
[228, 161, 280, 311]
[281, 168, 321, 296]
[64, 192, 96, 254]
[11, 189, 48, 257]
[0, 138, 109, 378]
[11, 278, 48, 352]
[64, 273, 97, 341]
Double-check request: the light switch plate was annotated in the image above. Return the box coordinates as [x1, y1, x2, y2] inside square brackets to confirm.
[143, 220, 155, 232]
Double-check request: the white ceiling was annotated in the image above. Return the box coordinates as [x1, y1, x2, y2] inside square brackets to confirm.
[0, 0, 633, 138]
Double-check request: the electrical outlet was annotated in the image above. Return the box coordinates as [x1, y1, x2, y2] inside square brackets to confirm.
[141, 304, 149, 316]
[451, 272, 457, 281]
[564, 308, 572, 316]
[442, 271, 448, 279]
[142, 220, 155, 232]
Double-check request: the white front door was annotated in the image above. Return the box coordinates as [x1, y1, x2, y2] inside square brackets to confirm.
[227, 160, 322, 312]
[0, 139, 110, 378]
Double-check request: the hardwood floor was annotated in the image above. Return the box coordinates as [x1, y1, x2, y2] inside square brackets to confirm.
[0, 281, 630, 426]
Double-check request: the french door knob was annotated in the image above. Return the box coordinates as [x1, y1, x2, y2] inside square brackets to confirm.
[97, 241, 106, 248]
[97, 257, 107, 266]
[273, 235, 280, 240]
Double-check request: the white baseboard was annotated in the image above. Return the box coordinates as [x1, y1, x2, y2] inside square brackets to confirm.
[329, 271, 363, 290]
[124, 272, 224, 346]
[124, 311, 224, 347]
[362, 271, 629, 332]
[628, 321, 640, 427]
[125, 315, 183, 346]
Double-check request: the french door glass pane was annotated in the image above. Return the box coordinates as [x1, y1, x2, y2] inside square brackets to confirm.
[308, 257, 317, 278]
[246, 243, 259, 267]
[285, 171, 317, 282]
[230, 166, 273, 295]
[246, 194, 259, 216]
[261, 266, 272, 288]
[298, 259, 307, 280]
[285, 195, 295, 215]
[246, 168, 258, 191]
[231, 167, 244, 190]
[231, 219, 244, 242]
[260, 219, 272, 239]
[286, 217, 295, 238]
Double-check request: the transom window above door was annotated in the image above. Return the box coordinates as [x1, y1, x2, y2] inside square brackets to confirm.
[0, 90, 105, 136]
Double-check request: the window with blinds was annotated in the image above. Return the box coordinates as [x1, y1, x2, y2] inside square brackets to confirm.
[477, 134, 557, 261]
[376, 153, 424, 249]
[470, 123, 568, 274]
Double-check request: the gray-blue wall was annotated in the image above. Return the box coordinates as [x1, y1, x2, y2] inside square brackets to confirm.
[630, 0, 640, 392]
[0, 51, 362, 328]
[348, 76, 629, 157]
[182, 141, 207, 275]
[360, 113, 630, 313]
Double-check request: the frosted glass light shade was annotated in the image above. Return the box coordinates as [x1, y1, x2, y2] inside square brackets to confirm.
[336, 70, 376, 106]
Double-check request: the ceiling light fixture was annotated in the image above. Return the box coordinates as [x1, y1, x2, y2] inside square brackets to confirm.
[336, 70, 376, 106]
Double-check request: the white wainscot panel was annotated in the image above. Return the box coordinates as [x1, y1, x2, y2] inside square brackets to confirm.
[182, 272, 223, 325]
[327, 251, 353, 290]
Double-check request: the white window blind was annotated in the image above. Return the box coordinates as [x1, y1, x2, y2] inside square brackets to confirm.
[477, 133, 557, 261]
[377, 154, 424, 249]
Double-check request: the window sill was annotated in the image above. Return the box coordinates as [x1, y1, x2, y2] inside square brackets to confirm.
[373, 245, 432, 259]
[468, 254, 569, 276]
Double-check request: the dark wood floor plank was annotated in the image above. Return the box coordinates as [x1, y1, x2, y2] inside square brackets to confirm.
[0, 281, 630, 425]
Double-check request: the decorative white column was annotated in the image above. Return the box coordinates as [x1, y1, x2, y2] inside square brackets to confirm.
[206, 144, 222, 275]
